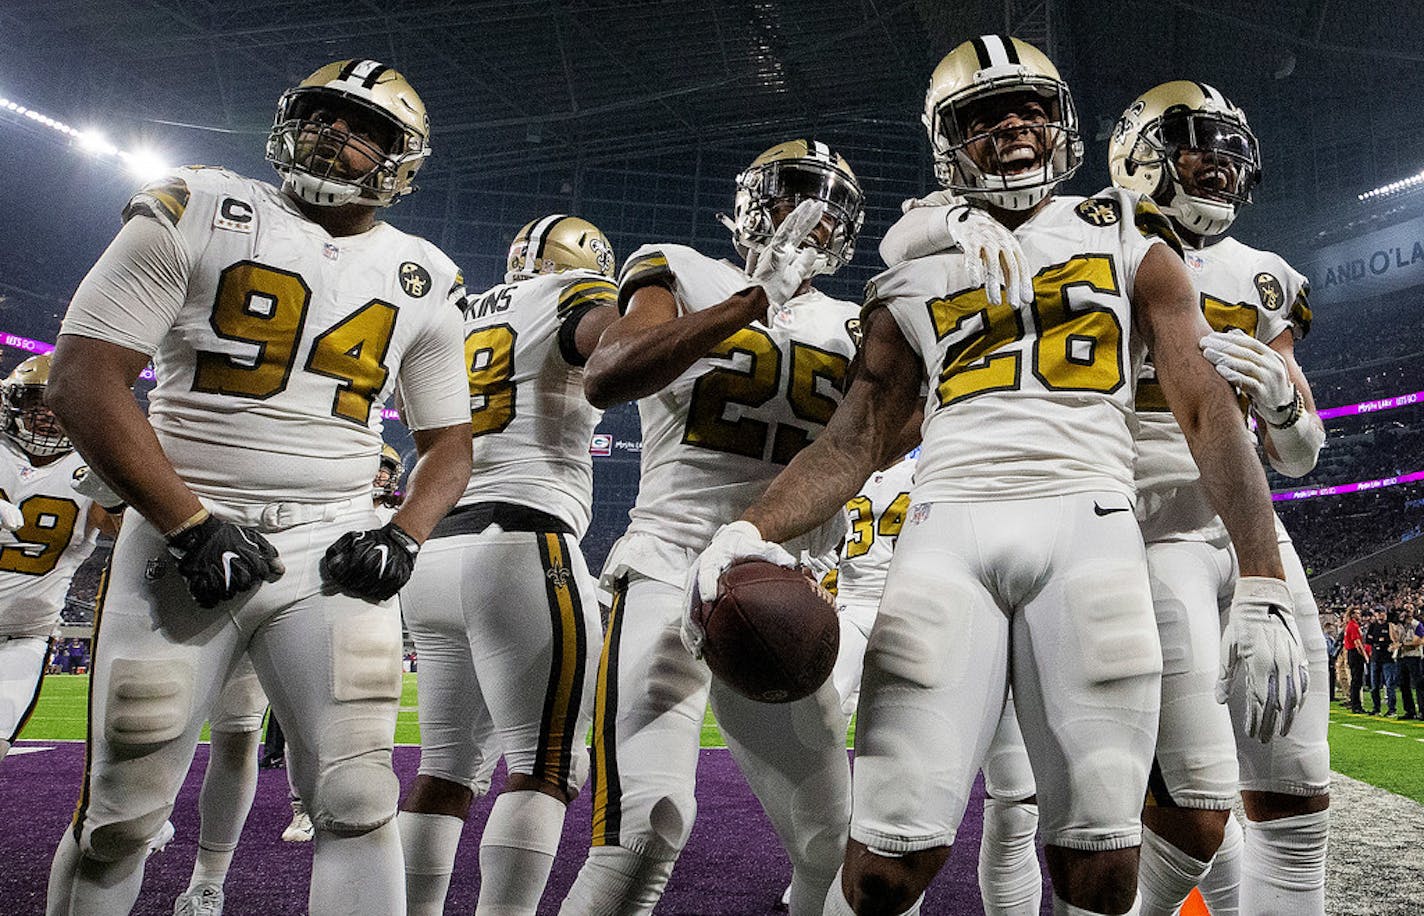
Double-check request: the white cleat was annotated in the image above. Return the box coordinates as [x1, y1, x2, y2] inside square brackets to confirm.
[775, 882, 791, 910]
[173, 882, 224, 916]
[146, 820, 176, 858]
[281, 799, 314, 843]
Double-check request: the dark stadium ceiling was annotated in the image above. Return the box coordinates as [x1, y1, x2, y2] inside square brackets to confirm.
[3, 0, 1422, 188]
[1, 0, 1423, 336]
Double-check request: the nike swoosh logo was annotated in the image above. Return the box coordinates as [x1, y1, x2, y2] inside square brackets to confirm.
[1093, 502, 1129, 516]
[372, 544, 389, 577]
[220, 551, 240, 590]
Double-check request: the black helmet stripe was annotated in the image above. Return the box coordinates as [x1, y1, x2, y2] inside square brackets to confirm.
[996, 35, 1021, 64]
[970, 36, 994, 68]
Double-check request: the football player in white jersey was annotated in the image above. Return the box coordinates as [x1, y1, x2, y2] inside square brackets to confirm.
[42, 60, 472, 916]
[560, 140, 867, 916]
[372, 444, 403, 522]
[695, 36, 1302, 916]
[1110, 81, 1328, 916]
[0, 355, 118, 761]
[396, 214, 619, 916]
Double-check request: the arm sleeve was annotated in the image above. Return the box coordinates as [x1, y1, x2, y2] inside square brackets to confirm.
[394, 302, 471, 432]
[60, 214, 190, 357]
[616, 248, 675, 314]
[556, 276, 618, 367]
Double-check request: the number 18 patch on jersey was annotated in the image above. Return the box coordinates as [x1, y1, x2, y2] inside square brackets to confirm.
[867, 189, 1180, 503]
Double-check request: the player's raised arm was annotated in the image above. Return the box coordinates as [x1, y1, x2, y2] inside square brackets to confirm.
[582, 199, 825, 408]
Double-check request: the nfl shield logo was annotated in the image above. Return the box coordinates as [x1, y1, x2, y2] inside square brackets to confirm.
[323, 243, 340, 261]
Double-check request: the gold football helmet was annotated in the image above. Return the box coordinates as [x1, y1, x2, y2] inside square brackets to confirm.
[725, 139, 864, 276]
[3, 354, 71, 458]
[267, 59, 430, 207]
[923, 35, 1082, 210]
[505, 215, 617, 283]
[1109, 80, 1260, 237]
[373, 444, 404, 502]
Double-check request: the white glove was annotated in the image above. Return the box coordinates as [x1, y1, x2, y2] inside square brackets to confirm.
[1199, 330, 1297, 426]
[0, 499, 22, 531]
[746, 199, 825, 308]
[882, 193, 1033, 309]
[681, 520, 797, 659]
[72, 468, 125, 511]
[1217, 576, 1309, 743]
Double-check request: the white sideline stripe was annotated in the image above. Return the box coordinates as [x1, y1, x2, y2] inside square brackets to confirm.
[5, 745, 54, 755]
[1377, 730, 1406, 737]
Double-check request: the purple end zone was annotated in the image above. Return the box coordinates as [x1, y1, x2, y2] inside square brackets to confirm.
[0, 743, 1051, 914]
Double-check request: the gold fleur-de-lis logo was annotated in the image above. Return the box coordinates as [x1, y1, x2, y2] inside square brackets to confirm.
[546, 564, 571, 589]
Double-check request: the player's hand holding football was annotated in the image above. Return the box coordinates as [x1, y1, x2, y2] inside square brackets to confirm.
[0, 498, 22, 531]
[320, 521, 420, 603]
[1199, 329, 1299, 427]
[166, 512, 285, 608]
[744, 198, 826, 308]
[682, 520, 795, 659]
[1217, 576, 1309, 743]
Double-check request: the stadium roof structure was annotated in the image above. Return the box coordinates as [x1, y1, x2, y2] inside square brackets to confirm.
[2, 0, 1423, 339]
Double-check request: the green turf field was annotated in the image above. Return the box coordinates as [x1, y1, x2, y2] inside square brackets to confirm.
[19, 675, 1418, 803]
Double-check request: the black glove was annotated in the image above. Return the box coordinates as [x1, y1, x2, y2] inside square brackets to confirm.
[320, 521, 420, 602]
[166, 515, 285, 608]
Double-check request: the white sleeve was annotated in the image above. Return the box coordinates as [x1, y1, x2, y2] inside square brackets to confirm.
[394, 303, 470, 431]
[61, 215, 189, 357]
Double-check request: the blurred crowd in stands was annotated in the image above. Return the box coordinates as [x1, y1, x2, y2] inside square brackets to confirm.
[1319, 566, 1424, 717]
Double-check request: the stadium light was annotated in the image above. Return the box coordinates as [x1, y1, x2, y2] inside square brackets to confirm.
[0, 91, 170, 181]
[1357, 168, 1424, 202]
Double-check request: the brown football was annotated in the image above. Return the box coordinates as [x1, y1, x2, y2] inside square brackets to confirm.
[693, 558, 840, 703]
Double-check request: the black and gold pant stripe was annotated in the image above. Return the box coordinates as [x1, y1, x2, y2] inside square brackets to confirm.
[5, 636, 54, 743]
[590, 577, 627, 847]
[72, 562, 113, 840]
[532, 533, 590, 792]
[1144, 755, 1181, 808]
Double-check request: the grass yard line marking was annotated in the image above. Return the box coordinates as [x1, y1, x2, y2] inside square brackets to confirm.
[1377, 730, 1407, 737]
[1341, 723, 1368, 730]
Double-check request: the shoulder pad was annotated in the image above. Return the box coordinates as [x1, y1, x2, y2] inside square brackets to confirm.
[123, 174, 192, 226]
[557, 273, 618, 318]
[617, 245, 676, 313]
[1131, 195, 1184, 258]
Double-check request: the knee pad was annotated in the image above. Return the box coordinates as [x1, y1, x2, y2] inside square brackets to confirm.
[82, 807, 173, 862]
[104, 658, 194, 754]
[312, 757, 400, 836]
[622, 789, 697, 860]
[209, 665, 267, 734]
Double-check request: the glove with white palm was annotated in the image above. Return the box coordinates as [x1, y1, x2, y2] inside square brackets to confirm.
[879, 191, 1033, 309]
[0, 499, 23, 531]
[681, 520, 796, 659]
[1216, 576, 1309, 743]
[744, 199, 826, 309]
[1200, 330, 1300, 427]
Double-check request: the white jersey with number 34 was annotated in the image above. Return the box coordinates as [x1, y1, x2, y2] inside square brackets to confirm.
[868, 189, 1179, 503]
